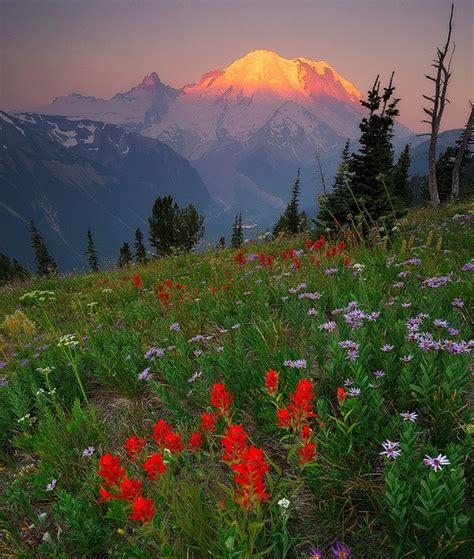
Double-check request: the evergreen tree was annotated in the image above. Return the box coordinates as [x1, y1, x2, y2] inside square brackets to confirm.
[176, 204, 205, 252]
[29, 220, 57, 276]
[134, 228, 147, 263]
[217, 237, 226, 250]
[349, 74, 400, 220]
[118, 242, 133, 268]
[316, 140, 352, 229]
[148, 196, 205, 257]
[273, 170, 307, 237]
[231, 213, 244, 248]
[86, 228, 99, 272]
[392, 144, 412, 207]
[0, 253, 29, 284]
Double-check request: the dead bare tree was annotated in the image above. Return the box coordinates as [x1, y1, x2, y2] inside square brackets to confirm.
[451, 102, 474, 199]
[422, 3, 455, 207]
[314, 149, 327, 195]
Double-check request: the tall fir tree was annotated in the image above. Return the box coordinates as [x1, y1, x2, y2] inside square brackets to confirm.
[349, 73, 400, 220]
[0, 253, 29, 284]
[29, 220, 57, 276]
[118, 242, 133, 268]
[316, 140, 352, 229]
[86, 228, 99, 272]
[176, 204, 205, 252]
[273, 169, 307, 237]
[392, 144, 412, 207]
[134, 228, 147, 263]
[217, 236, 226, 250]
[231, 213, 244, 248]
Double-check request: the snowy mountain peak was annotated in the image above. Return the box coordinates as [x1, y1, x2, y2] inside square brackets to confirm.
[184, 49, 362, 104]
[139, 72, 163, 88]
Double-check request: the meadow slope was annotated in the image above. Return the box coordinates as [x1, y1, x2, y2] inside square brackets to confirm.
[1, 202, 473, 558]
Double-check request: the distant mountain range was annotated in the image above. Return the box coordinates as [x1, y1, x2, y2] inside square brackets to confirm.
[2, 50, 464, 270]
[0, 111, 212, 270]
[31, 50, 416, 215]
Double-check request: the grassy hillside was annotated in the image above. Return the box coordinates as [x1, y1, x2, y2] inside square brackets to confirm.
[1, 201, 473, 558]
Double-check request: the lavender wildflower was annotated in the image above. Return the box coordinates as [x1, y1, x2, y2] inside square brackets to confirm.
[283, 359, 307, 369]
[423, 454, 450, 471]
[82, 446, 95, 457]
[400, 411, 418, 422]
[46, 479, 57, 491]
[138, 367, 152, 381]
[330, 540, 352, 558]
[380, 440, 401, 460]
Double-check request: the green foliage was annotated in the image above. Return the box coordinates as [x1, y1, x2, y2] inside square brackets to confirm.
[118, 242, 133, 268]
[86, 228, 99, 272]
[273, 170, 307, 237]
[148, 195, 205, 257]
[134, 227, 147, 264]
[29, 220, 57, 276]
[392, 144, 412, 207]
[231, 213, 244, 248]
[0, 253, 29, 284]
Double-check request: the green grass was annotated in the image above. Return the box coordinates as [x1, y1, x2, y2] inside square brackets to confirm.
[0, 201, 473, 558]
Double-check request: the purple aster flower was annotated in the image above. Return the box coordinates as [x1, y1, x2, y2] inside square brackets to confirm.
[339, 340, 359, 350]
[169, 322, 181, 331]
[404, 258, 422, 266]
[380, 440, 401, 460]
[451, 298, 464, 309]
[138, 367, 152, 381]
[398, 270, 411, 278]
[283, 359, 307, 369]
[348, 387, 361, 397]
[144, 347, 165, 360]
[423, 454, 450, 471]
[423, 275, 451, 288]
[330, 540, 352, 558]
[347, 300, 359, 309]
[400, 354, 413, 363]
[433, 319, 448, 328]
[343, 309, 366, 330]
[319, 321, 337, 332]
[0, 362, 6, 370]
[21, 359, 30, 366]
[343, 378, 354, 387]
[346, 350, 359, 362]
[374, 370, 386, 379]
[82, 446, 95, 457]
[190, 335, 205, 343]
[46, 479, 57, 491]
[0, 376, 9, 387]
[367, 311, 381, 321]
[460, 262, 474, 272]
[381, 344, 394, 353]
[324, 267, 338, 275]
[309, 547, 323, 559]
[193, 349, 203, 357]
[401, 302, 412, 308]
[308, 308, 318, 316]
[447, 327, 459, 336]
[400, 411, 418, 422]
[299, 292, 322, 301]
[392, 281, 405, 289]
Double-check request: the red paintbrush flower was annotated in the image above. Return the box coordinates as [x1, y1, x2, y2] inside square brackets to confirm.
[281, 250, 288, 260]
[293, 258, 301, 270]
[142, 453, 168, 480]
[306, 239, 312, 250]
[337, 386, 348, 402]
[221, 424, 248, 462]
[98, 486, 114, 502]
[210, 382, 233, 417]
[133, 274, 143, 288]
[117, 477, 143, 502]
[299, 442, 316, 464]
[235, 251, 245, 265]
[288, 379, 316, 428]
[231, 445, 269, 509]
[124, 435, 147, 461]
[277, 407, 291, 428]
[98, 453, 126, 487]
[189, 431, 203, 451]
[264, 369, 279, 396]
[163, 431, 184, 453]
[300, 425, 312, 440]
[200, 412, 218, 432]
[343, 257, 350, 267]
[129, 495, 156, 522]
[152, 419, 172, 447]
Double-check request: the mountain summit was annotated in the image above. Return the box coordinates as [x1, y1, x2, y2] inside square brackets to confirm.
[185, 50, 362, 104]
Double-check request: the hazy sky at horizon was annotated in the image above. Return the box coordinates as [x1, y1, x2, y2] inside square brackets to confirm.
[1, 0, 473, 132]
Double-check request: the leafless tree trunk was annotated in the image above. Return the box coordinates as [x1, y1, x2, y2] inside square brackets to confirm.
[422, 3, 455, 207]
[314, 149, 327, 195]
[451, 102, 474, 199]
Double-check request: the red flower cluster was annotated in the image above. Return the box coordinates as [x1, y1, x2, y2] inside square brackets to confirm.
[124, 435, 146, 461]
[133, 274, 143, 288]
[201, 411, 218, 432]
[152, 419, 184, 453]
[157, 278, 196, 308]
[210, 382, 233, 418]
[189, 431, 203, 451]
[98, 453, 156, 522]
[337, 386, 348, 402]
[142, 453, 168, 480]
[274, 379, 319, 465]
[231, 446, 269, 509]
[264, 369, 279, 396]
[221, 424, 248, 462]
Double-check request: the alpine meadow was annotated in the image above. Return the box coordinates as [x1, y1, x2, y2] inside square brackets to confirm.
[0, 1, 473, 558]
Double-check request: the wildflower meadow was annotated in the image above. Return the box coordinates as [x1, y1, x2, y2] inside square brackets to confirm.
[0, 202, 473, 558]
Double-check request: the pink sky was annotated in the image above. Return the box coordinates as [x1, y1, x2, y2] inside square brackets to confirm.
[1, 0, 472, 132]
